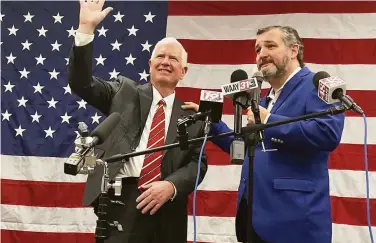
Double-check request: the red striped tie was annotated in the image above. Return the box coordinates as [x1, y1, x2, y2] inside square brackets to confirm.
[138, 99, 166, 191]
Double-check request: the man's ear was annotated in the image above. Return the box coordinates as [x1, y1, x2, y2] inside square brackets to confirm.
[181, 66, 188, 80]
[290, 44, 299, 59]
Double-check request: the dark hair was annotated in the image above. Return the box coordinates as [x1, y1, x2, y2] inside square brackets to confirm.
[257, 25, 305, 67]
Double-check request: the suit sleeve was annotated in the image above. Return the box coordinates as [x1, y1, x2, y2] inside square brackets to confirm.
[164, 123, 208, 200]
[209, 121, 234, 154]
[68, 43, 121, 116]
[265, 87, 345, 151]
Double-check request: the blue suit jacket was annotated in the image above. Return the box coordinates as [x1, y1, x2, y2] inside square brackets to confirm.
[210, 67, 345, 243]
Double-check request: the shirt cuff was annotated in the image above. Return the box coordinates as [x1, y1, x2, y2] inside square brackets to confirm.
[264, 113, 271, 124]
[75, 31, 95, 47]
[167, 181, 177, 201]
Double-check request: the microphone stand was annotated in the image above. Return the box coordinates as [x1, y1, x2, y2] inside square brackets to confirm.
[99, 104, 348, 243]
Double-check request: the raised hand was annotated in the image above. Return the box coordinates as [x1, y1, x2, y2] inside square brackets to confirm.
[78, 0, 113, 34]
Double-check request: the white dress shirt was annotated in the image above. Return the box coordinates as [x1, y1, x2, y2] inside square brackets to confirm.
[74, 31, 175, 177]
[264, 67, 301, 122]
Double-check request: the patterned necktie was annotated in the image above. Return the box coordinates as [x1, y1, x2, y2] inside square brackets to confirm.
[137, 99, 166, 191]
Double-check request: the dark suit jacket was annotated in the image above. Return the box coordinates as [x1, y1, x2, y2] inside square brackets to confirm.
[68, 43, 208, 235]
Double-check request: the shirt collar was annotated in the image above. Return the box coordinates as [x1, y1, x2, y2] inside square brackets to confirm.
[268, 66, 301, 99]
[152, 85, 175, 109]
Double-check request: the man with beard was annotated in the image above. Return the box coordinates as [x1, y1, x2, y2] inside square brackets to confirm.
[182, 26, 345, 243]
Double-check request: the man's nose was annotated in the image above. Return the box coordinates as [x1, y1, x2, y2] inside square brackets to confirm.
[161, 56, 170, 65]
[258, 47, 269, 58]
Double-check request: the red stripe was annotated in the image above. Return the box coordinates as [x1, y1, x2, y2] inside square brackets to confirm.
[1, 231, 94, 243]
[205, 142, 376, 171]
[176, 87, 376, 117]
[1, 179, 86, 208]
[169, 1, 376, 15]
[0, 230, 207, 243]
[187, 191, 376, 226]
[2, 141, 375, 208]
[179, 39, 376, 65]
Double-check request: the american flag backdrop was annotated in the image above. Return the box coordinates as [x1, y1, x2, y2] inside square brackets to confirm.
[1, 1, 376, 243]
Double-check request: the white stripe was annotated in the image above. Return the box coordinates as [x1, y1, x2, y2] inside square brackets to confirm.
[138, 173, 161, 189]
[167, 14, 376, 39]
[329, 170, 376, 198]
[187, 216, 237, 242]
[179, 63, 376, 90]
[141, 154, 162, 170]
[0, 205, 96, 233]
[220, 116, 376, 145]
[150, 119, 165, 133]
[148, 136, 164, 149]
[332, 223, 376, 243]
[1, 115, 374, 183]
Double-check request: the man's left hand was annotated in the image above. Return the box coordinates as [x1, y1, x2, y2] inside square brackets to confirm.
[136, 181, 174, 215]
[247, 106, 269, 124]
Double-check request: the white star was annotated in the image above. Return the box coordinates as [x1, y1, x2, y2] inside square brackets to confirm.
[15, 125, 26, 137]
[138, 70, 150, 81]
[141, 40, 153, 52]
[127, 25, 139, 36]
[30, 111, 42, 123]
[65, 58, 69, 65]
[21, 40, 33, 50]
[77, 99, 87, 109]
[8, 25, 18, 36]
[95, 54, 106, 66]
[33, 82, 44, 94]
[48, 69, 60, 80]
[63, 84, 71, 94]
[44, 126, 55, 138]
[0, 13, 4, 21]
[19, 68, 30, 79]
[91, 112, 102, 124]
[66, 26, 76, 37]
[47, 97, 58, 108]
[53, 13, 64, 24]
[97, 26, 108, 37]
[23, 12, 34, 22]
[125, 53, 136, 65]
[110, 40, 122, 51]
[109, 68, 120, 79]
[144, 12, 155, 23]
[3, 81, 15, 92]
[61, 112, 72, 124]
[74, 131, 80, 138]
[35, 54, 46, 65]
[113, 11, 124, 22]
[17, 96, 28, 107]
[51, 40, 62, 51]
[1, 110, 12, 121]
[37, 26, 48, 37]
[5, 53, 16, 64]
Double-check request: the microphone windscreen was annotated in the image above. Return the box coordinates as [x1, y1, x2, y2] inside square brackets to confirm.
[252, 71, 264, 88]
[91, 112, 121, 145]
[231, 69, 248, 83]
[313, 71, 330, 90]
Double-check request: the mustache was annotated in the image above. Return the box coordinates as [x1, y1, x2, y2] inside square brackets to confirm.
[257, 58, 275, 69]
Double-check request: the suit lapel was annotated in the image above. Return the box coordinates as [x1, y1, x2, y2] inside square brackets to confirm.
[163, 99, 184, 158]
[270, 67, 310, 114]
[138, 83, 153, 129]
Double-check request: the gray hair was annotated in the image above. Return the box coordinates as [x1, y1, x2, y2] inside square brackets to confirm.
[151, 37, 188, 68]
[256, 26, 305, 67]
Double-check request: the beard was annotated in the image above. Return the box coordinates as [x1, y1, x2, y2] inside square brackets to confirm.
[258, 55, 289, 81]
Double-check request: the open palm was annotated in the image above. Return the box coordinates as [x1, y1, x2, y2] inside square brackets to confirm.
[79, 0, 113, 31]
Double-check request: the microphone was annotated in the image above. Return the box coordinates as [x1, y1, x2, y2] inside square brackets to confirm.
[198, 90, 224, 123]
[313, 71, 364, 114]
[64, 112, 121, 175]
[223, 69, 257, 164]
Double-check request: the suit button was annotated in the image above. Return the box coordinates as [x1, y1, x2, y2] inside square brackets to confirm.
[242, 178, 246, 182]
